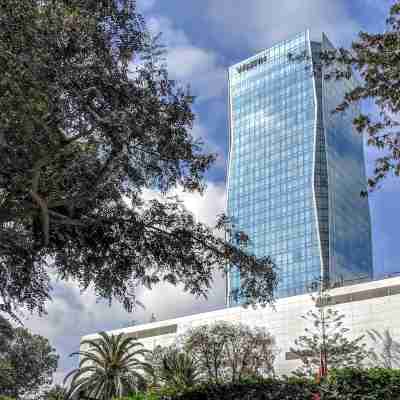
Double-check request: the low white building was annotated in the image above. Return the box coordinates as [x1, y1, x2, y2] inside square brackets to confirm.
[82, 276, 400, 375]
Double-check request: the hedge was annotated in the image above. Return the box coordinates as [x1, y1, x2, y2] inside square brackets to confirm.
[121, 378, 317, 400]
[120, 369, 400, 400]
[164, 378, 316, 400]
[320, 368, 400, 400]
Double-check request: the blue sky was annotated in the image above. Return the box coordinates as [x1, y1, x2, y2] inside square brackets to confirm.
[22, 0, 400, 384]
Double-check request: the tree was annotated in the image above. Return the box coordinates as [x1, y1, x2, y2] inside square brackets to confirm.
[0, 359, 15, 398]
[65, 331, 153, 399]
[0, 0, 276, 317]
[179, 322, 276, 383]
[290, 293, 368, 377]
[0, 315, 13, 353]
[367, 329, 400, 369]
[0, 327, 59, 399]
[319, 1, 400, 192]
[0, 316, 14, 394]
[149, 346, 200, 389]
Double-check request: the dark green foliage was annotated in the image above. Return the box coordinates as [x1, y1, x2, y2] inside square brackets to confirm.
[0, 326, 59, 399]
[0, 315, 13, 353]
[320, 368, 400, 400]
[118, 369, 400, 400]
[118, 378, 317, 400]
[0, 0, 276, 316]
[160, 379, 316, 400]
[120, 392, 160, 400]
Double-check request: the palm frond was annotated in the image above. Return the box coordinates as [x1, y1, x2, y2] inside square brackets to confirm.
[65, 331, 150, 399]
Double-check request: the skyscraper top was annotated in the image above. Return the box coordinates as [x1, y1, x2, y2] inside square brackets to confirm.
[230, 31, 308, 74]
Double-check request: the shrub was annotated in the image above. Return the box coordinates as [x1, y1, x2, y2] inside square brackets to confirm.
[320, 368, 400, 400]
[117, 369, 400, 400]
[164, 379, 316, 400]
[118, 392, 161, 400]
[117, 378, 317, 400]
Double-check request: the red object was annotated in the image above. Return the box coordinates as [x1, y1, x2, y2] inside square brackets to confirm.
[312, 393, 321, 400]
[319, 350, 328, 377]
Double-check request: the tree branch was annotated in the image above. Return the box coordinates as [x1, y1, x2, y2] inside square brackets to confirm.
[29, 190, 49, 246]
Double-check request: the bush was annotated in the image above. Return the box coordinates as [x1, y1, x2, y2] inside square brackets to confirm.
[118, 378, 317, 400]
[119, 392, 161, 400]
[118, 369, 400, 400]
[320, 368, 400, 400]
[165, 379, 316, 400]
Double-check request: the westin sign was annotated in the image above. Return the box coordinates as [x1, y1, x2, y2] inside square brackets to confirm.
[236, 54, 268, 74]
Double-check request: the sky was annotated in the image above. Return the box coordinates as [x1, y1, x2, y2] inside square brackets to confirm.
[21, 0, 400, 384]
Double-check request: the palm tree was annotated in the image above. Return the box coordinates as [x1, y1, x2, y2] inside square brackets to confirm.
[368, 329, 400, 368]
[65, 332, 153, 399]
[159, 348, 199, 388]
[44, 385, 68, 400]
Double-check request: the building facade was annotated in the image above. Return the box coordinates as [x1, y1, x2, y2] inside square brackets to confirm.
[227, 31, 373, 303]
[88, 277, 400, 376]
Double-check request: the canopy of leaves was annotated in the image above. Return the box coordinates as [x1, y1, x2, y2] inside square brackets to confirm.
[65, 331, 153, 399]
[0, 0, 276, 316]
[0, 326, 58, 399]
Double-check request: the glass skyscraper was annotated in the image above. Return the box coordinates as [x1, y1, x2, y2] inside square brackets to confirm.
[227, 31, 373, 304]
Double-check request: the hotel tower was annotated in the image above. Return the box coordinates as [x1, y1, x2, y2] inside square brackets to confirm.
[227, 31, 373, 304]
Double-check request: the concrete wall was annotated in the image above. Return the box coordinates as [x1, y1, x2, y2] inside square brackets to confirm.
[82, 276, 400, 376]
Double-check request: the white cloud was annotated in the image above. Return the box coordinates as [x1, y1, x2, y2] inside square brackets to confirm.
[142, 180, 226, 228]
[170, 181, 227, 227]
[190, 119, 221, 165]
[136, 16, 228, 168]
[147, 16, 226, 102]
[207, 0, 361, 52]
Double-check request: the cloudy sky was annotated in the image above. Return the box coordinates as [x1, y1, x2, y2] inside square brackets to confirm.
[22, 0, 399, 383]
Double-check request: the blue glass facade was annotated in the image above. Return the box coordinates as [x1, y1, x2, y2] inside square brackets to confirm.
[321, 34, 373, 283]
[227, 31, 373, 305]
